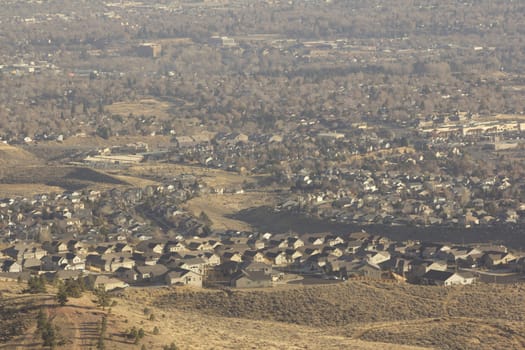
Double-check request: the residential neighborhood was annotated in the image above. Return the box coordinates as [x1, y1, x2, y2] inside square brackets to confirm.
[1, 228, 523, 291]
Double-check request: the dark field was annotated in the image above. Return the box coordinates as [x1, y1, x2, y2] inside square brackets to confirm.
[233, 206, 525, 250]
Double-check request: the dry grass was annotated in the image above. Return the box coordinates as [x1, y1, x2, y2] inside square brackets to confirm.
[105, 98, 171, 119]
[184, 192, 276, 231]
[4, 280, 522, 349]
[108, 173, 160, 188]
[128, 163, 255, 189]
[494, 113, 525, 121]
[153, 281, 525, 350]
[0, 143, 42, 170]
[0, 281, 430, 350]
[0, 184, 64, 197]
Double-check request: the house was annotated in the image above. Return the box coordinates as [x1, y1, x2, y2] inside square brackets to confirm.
[199, 252, 221, 266]
[3, 243, 47, 261]
[22, 258, 42, 271]
[114, 243, 133, 254]
[47, 240, 69, 254]
[304, 234, 325, 246]
[178, 257, 208, 275]
[86, 255, 111, 272]
[343, 261, 384, 280]
[421, 270, 476, 286]
[186, 241, 206, 251]
[420, 244, 443, 259]
[380, 257, 412, 277]
[135, 264, 168, 282]
[114, 267, 137, 283]
[41, 255, 68, 271]
[132, 252, 161, 266]
[231, 270, 272, 288]
[64, 253, 85, 270]
[323, 246, 344, 257]
[346, 240, 363, 254]
[300, 246, 322, 257]
[242, 250, 267, 263]
[136, 241, 165, 254]
[108, 255, 135, 272]
[409, 260, 448, 279]
[165, 241, 186, 253]
[286, 237, 305, 249]
[220, 251, 243, 264]
[91, 275, 129, 291]
[367, 251, 391, 265]
[247, 238, 265, 250]
[326, 235, 345, 246]
[67, 240, 87, 254]
[1, 260, 22, 273]
[481, 252, 517, 268]
[94, 244, 115, 256]
[243, 262, 272, 276]
[135, 265, 168, 283]
[264, 251, 288, 266]
[285, 249, 303, 263]
[165, 269, 202, 287]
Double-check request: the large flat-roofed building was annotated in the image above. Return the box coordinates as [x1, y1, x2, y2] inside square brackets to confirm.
[136, 43, 162, 58]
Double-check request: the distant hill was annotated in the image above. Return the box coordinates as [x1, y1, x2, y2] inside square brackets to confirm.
[0, 142, 42, 168]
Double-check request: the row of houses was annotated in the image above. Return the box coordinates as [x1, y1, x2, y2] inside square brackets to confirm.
[1, 230, 523, 290]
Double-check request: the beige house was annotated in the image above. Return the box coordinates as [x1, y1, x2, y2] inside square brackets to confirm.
[92, 275, 129, 291]
[165, 269, 202, 287]
[421, 270, 476, 286]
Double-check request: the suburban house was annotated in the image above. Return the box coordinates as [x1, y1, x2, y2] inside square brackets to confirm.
[481, 252, 517, 268]
[165, 268, 203, 287]
[1, 260, 22, 273]
[345, 261, 384, 280]
[409, 260, 448, 279]
[90, 275, 129, 291]
[135, 264, 168, 283]
[421, 270, 476, 286]
[231, 270, 272, 288]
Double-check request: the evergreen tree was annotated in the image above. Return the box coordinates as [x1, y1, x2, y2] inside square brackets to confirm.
[56, 285, 68, 306]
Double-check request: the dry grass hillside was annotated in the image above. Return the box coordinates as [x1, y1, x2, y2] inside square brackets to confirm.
[153, 281, 525, 350]
[0, 281, 429, 350]
[0, 143, 42, 168]
[1, 279, 524, 349]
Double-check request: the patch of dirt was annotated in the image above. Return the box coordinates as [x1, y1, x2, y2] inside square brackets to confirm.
[184, 192, 276, 231]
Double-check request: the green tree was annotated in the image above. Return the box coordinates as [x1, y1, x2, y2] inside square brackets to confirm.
[94, 286, 111, 309]
[163, 343, 178, 350]
[36, 309, 47, 332]
[26, 276, 47, 294]
[41, 321, 58, 348]
[56, 285, 68, 306]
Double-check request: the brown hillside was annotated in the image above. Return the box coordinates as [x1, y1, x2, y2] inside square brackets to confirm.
[0, 281, 429, 350]
[153, 281, 525, 350]
[0, 143, 42, 167]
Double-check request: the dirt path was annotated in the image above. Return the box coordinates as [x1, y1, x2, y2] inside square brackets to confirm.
[54, 296, 105, 350]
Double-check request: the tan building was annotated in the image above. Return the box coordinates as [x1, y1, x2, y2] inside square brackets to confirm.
[136, 43, 162, 58]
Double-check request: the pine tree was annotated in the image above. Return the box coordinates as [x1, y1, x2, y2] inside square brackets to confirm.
[56, 285, 68, 306]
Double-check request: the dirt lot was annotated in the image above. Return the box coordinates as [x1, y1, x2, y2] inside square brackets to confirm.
[184, 192, 277, 231]
[105, 99, 171, 119]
